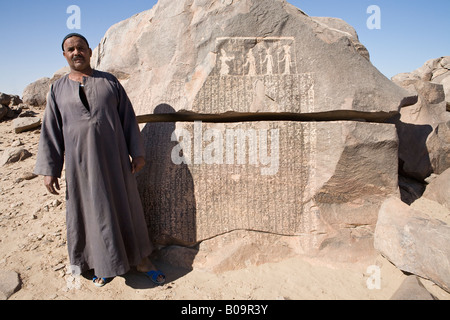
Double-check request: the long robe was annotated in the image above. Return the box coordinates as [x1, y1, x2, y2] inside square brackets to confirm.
[34, 70, 153, 278]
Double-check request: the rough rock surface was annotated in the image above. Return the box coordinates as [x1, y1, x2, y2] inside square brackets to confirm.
[91, 0, 416, 259]
[137, 120, 399, 255]
[92, 0, 414, 119]
[22, 77, 52, 107]
[12, 117, 41, 134]
[392, 56, 450, 182]
[375, 196, 450, 293]
[0, 270, 21, 300]
[21, 67, 70, 108]
[0, 147, 32, 167]
[422, 168, 450, 210]
[390, 276, 436, 300]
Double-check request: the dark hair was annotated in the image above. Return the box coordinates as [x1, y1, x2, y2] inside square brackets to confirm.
[62, 33, 90, 51]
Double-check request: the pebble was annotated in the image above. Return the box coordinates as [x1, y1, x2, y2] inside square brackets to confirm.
[22, 172, 37, 181]
[53, 264, 65, 272]
[11, 139, 23, 147]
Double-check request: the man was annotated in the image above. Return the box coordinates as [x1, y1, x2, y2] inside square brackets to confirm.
[34, 33, 165, 287]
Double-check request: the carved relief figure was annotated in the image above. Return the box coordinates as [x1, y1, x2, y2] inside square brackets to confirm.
[263, 47, 274, 75]
[219, 49, 234, 76]
[243, 48, 257, 76]
[280, 45, 292, 75]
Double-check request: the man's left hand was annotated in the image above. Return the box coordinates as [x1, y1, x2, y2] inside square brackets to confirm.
[131, 156, 146, 174]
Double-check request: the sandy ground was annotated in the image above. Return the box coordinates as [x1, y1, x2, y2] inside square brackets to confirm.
[1, 108, 449, 301]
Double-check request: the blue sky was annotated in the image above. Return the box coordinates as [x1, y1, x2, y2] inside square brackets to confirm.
[0, 0, 449, 96]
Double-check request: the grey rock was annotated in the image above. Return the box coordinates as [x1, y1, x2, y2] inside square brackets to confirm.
[13, 116, 41, 133]
[422, 168, 450, 210]
[390, 276, 436, 300]
[91, 0, 414, 120]
[427, 121, 450, 175]
[0, 93, 22, 106]
[391, 58, 450, 181]
[0, 147, 32, 166]
[137, 120, 399, 257]
[22, 77, 51, 107]
[0, 104, 7, 121]
[0, 270, 21, 300]
[375, 196, 450, 293]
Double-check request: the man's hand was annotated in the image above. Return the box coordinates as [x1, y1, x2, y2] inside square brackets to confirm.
[44, 176, 60, 195]
[131, 156, 146, 174]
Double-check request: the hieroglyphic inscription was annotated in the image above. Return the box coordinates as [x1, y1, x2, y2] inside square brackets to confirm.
[215, 37, 298, 76]
[193, 37, 315, 114]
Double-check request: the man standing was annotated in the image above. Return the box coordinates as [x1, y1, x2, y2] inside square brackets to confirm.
[34, 33, 165, 287]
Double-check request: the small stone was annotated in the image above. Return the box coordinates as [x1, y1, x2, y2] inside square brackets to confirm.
[0, 270, 21, 300]
[11, 139, 23, 147]
[53, 264, 65, 272]
[0, 148, 32, 166]
[52, 199, 62, 207]
[12, 117, 41, 134]
[22, 172, 38, 181]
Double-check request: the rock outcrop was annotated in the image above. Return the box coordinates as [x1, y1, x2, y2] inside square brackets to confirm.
[392, 56, 450, 182]
[0, 92, 23, 121]
[92, 0, 414, 120]
[86, 0, 416, 260]
[21, 67, 69, 108]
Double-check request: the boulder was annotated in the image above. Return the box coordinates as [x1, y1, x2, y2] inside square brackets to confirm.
[0, 93, 11, 105]
[22, 77, 52, 107]
[0, 92, 23, 121]
[374, 196, 450, 293]
[392, 57, 450, 182]
[137, 120, 399, 256]
[12, 116, 41, 133]
[422, 168, 450, 210]
[427, 121, 450, 175]
[0, 104, 7, 121]
[92, 0, 414, 119]
[21, 67, 70, 108]
[87, 0, 415, 261]
[390, 276, 436, 300]
[0, 92, 22, 106]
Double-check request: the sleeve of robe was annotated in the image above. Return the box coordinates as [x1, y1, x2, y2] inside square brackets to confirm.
[34, 85, 65, 178]
[114, 78, 145, 160]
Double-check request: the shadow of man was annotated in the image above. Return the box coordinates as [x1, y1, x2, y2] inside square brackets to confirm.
[131, 104, 197, 287]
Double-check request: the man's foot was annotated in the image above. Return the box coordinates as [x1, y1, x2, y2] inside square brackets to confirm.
[144, 270, 166, 285]
[137, 257, 165, 284]
[93, 276, 107, 287]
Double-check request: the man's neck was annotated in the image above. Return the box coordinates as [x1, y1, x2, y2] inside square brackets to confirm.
[69, 68, 94, 83]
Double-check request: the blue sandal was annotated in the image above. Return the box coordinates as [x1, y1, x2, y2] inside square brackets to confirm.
[144, 270, 166, 285]
[93, 276, 107, 287]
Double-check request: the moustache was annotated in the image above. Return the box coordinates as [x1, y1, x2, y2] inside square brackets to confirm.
[73, 55, 85, 62]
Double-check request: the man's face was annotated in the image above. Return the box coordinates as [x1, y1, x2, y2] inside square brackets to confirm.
[63, 37, 92, 72]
